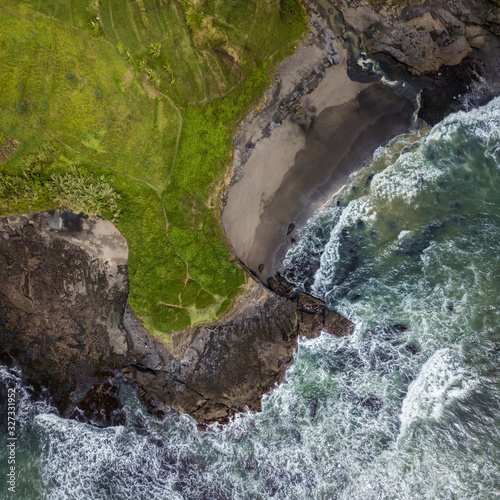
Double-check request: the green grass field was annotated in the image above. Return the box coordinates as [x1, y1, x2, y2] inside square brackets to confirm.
[0, 0, 307, 342]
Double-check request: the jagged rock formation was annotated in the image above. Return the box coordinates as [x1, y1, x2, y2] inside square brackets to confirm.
[327, 0, 500, 124]
[125, 275, 354, 424]
[0, 211, 353, 425]
[358, 0, 500, 75]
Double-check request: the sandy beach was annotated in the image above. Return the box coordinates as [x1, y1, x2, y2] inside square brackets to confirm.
[222, 10, 414, 281]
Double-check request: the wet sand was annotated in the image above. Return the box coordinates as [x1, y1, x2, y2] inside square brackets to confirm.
[222, 16, 414, 281]
[249, 84, 413, 280]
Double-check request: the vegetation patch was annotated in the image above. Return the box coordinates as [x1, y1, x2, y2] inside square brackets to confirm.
[0, 133, 21, 164]
[0, 0, 307, 342]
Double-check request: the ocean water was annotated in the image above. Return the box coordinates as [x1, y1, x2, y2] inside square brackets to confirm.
[1, 98, 499, 499]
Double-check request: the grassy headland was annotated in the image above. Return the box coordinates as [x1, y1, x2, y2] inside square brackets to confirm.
[0, 0, 307, 341]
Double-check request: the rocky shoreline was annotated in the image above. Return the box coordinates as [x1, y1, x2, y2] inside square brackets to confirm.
[0, 211, 353, 425]
[222, 6, 414, 281]
[1, 0, 499, 426]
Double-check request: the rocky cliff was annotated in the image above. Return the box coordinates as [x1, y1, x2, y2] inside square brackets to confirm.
[326, 0, 500, 123]
[0, 211, 353, 425]
[0, 211, 129, 426]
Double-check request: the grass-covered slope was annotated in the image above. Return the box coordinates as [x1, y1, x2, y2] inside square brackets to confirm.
[0, 0, 306, 341]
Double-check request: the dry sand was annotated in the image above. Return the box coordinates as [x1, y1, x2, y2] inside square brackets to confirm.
[222, 12, 414, 281]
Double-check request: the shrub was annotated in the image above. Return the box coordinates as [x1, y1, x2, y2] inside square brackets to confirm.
[49, 168, 121, 221]
[279, 0, 306, 24]
[16, 101, 27, 113]
[148, 41, 161, 58]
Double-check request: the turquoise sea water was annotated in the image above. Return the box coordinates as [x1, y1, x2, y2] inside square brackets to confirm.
[1, 97, 499, 499]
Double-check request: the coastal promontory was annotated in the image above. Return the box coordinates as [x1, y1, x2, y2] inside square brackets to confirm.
[1, 0, 499, 425]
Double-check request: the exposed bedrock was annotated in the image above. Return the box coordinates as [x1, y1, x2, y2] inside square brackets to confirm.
[354, 0, 500, 75]
[125, 274, 353, 424]
[328, 0, 500, 124]
[0, 211, 129, 426]
[0, 211, 353, 425]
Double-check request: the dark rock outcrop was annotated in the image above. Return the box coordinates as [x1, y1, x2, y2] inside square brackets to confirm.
[267, 273, 355, 340]
[124, 276, 353, 424]
[124, 281, 298, 423]
[328, 0, 500, 124]
[362, 6, 473, 75]
[0, 211, 129, 426]
[0, 211, 353, 425]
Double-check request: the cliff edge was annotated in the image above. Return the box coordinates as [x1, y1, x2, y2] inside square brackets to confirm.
[0, 211, 353, 425]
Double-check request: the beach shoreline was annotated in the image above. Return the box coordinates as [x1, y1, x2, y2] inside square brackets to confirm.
[222, 6, 415, 281]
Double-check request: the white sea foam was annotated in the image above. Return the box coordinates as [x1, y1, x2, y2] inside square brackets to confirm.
[398, 349, 478, 437]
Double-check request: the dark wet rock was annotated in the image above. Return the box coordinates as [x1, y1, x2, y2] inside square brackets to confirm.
[361, 6, 472, 75]
[267, 272, 297, 298]
[363, 324, 408, 344]
[335, 0, 500, 124]
[324, 309, 355, 338]
[60, 210, 85, 232]
[296, 292, 325, 313]
[398, 221, 445, 256]
[417, 54, 500, 125]
[75, 379, 127, 427]
[308, 396, 319, 422]
[367, 346, 397, 374]
[341, 387, 383, 412]
[326, 347, 364, 373]
[488, 343, 500, 358]
[287, 222, 295, 235]
[361, 395, 383, 413]
[292, 288, 354, 340]
[405, 343, 419, 355]
[391, 324, 408, 333]
[366, 173, 375, 185]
